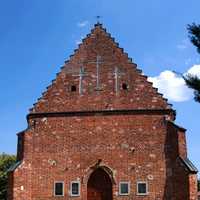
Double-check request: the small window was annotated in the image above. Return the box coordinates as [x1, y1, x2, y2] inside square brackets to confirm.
[70, 181, 80, 196]
[122, 83, 128, 90]
[71, 85, 77, 92]
[54, 182, 64, 196]
[137, 182, 148, 195]
[119, 182, 130, 195]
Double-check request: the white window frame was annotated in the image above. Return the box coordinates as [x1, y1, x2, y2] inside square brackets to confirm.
[70, 181, 80, 197]
[54, 181, 64, 197]
[137, 181, 148, 195]
[119, 181, 130, 196]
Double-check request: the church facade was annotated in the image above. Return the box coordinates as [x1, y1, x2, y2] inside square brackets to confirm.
[8, 23, 198, 200]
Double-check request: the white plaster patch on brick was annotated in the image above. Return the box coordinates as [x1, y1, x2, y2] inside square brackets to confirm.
[41, 117, 47, 122]
[146, 163, 152, 168]
[149, 154, 156, 158]
[130, 147, 135, 152]
[119, 129, 125, 134]
[76, 118, 81, 122]
[140, 84, 145, 88]
[96, 126, 102, 131]
[112, 128, 117, 132]
[77, 164, 80, 169]
[152, 99, 158, 103]
[40, 99, 47, 102]
[121, 143, 129, 149]
[48, 159, 57, 166]
[148, 174, 154, 180]
[68, 159, 72, 164]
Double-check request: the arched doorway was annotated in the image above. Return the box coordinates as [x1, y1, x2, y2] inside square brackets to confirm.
[87, 168, 113, 200]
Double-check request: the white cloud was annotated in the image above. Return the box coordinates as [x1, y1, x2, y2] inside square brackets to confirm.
[77, 20, 89, 28]
[148, 71, 193, 102]
[148, 65, 200, 102]
[187, 64, 200, 77]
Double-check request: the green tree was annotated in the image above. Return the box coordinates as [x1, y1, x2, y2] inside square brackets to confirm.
[0, 153, 16, 200]
[188, 23, 200, 54]
[183, 74, 200, 103]
[184, 23, 200, 103]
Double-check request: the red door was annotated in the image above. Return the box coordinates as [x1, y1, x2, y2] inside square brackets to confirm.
[87, 168, 113, 200]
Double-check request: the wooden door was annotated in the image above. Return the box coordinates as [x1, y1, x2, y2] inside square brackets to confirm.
[87, 168, 113, 200]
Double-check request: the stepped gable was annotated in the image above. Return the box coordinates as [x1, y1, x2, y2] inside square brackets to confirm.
[29, 23, 173, 115]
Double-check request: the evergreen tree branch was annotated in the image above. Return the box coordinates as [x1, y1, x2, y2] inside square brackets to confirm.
[187, 23, 200, 54]
[183, 74, 200, 103]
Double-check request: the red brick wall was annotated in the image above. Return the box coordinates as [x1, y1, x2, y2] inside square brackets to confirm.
[166, 122, 198, 200]
[9, 114, 197, 200]
[165, 122, 185, 199]
[189, 174, 198, 200]
[8, 24, 197, 200]
[9, 114, 170, 200]
[177, 130, 187, 158]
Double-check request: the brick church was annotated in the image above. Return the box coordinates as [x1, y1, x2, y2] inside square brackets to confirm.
[8, 23, 198, 200]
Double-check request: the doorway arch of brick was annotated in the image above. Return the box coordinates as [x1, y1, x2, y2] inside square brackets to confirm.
[83, 163, 116, 185]
[87, 167, 113, 200]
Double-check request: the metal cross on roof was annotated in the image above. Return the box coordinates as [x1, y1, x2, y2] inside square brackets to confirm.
[96, 55, 103, 90]
[114, 66, 125, 94]
[96, 15, 101, 24]
[72, 66, 87, 95]
[90, 55, 104, 91]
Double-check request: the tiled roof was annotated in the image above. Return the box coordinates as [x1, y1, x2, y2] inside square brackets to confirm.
[7, 161, 22, 172]
[179, 157, 198, 174]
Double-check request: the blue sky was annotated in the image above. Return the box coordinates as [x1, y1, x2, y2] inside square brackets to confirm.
[0, 0, 199, 175]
